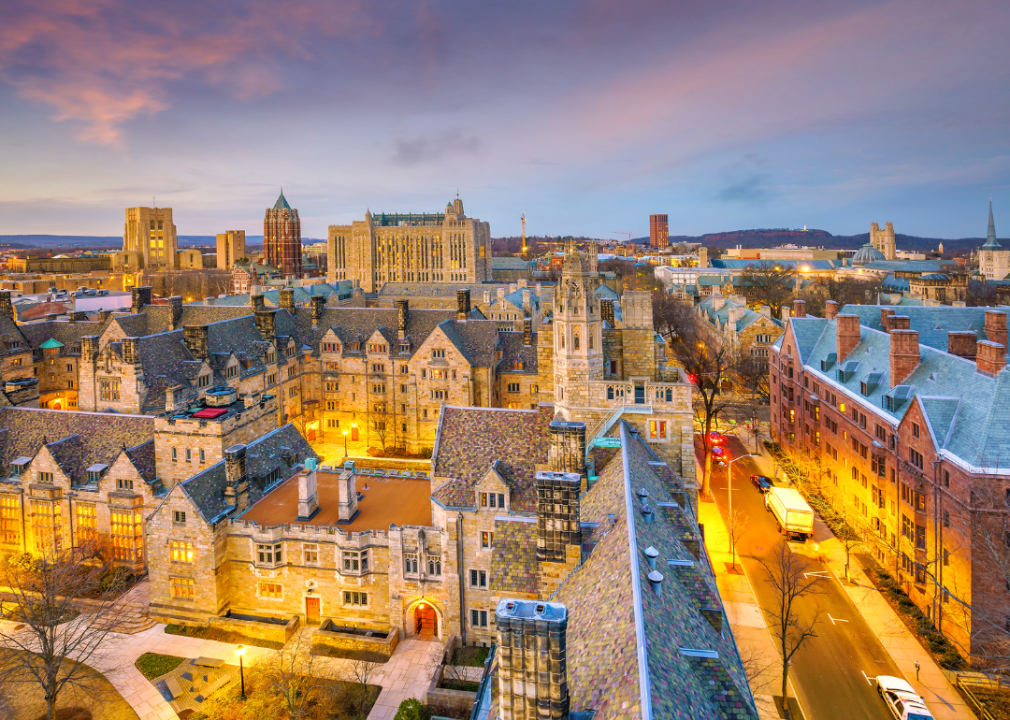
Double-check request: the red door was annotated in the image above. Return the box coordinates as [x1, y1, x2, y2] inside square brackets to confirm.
[306, 597, 320, 624]
[351, 427, 359, 441]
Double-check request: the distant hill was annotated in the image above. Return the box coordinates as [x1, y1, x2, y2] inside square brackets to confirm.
[672, 229, 982, 254]
[0, 234, 325, 250]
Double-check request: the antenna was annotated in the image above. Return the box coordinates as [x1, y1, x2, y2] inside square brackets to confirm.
[521, 213, 527, 255]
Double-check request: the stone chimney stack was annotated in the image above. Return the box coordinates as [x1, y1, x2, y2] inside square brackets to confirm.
[781, 306, 791, 322]
[985, 310, 1008, 352]
[183, 325, 209, 361]
[793, 299, 806, 318]
[536, 470, 582, 563]
[880, 308, 895, 332]
[836, 314, 861, 362]
[297, 458, 320, 520]
[396, 300, 409, 339]
[890, 315, 910, 330]
[947, 331, 977, 359]
[121, 337, 140, 366]
[456, 289, 471, 321]
[99, 309, 112, 325]
[600, 299, 615, 326]
[0, 291, 12, 322]
[168, 296, 184, 331]
[81, 335, 99, 361]
[131, 286, 152, 315]
[523, 317, 532, 347]
[890, 329, 921, 385]
[224, 444, 250, 510]
[279, 287, 295, 315]
[547, 421, 586, 475]
[825, 300, 839, 320]
[251, 294, 265, 312]
[496, 599, 569, 720]
[522, 290, 531, 315]
[311, 295, 326, 328]
[977, 341, 1007, 376]
[255, 309, 276, 344]
[338, 464, 359, 522]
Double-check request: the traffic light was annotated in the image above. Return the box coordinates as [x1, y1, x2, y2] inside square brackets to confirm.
[688, 373, 698, 384]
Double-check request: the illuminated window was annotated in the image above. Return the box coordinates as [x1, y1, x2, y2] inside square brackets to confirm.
[171, 541, 194, 563]
[111, 509, 143, 562]
[30, 501, 62, 554]
[259, 582, 283, 599]
[0, 495, 20, 545]
[76, 503, 97, 544]
[481, 531, 494, 549]
[170, 577, 195, 600]
[649, 420, 668, 440]
[304, 543, 318, 564]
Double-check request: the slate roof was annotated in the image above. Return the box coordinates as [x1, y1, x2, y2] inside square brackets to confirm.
[19, 318, 108, 357]
[431, 405, 553, 511]
[107, 331, 202, 412]
[709, 259, 839, 271]
[109, 305, 252, 338]
[440, 319, 501, 367]
[273, 191, 292, 211]
[555, 422, 757, 720]
[696, 295, 781, 334]
[838, 304, 1010, 352]
[859, 259, 946, 273]
[179, 424, 318, 523]
[0, 407, 154, 485]
[496, 332, 538, 374]
[210, 282, 357, 308]
[489, 518, 538, 595]
[490, 256, 531, 270]
[778, 312, 1010, 472]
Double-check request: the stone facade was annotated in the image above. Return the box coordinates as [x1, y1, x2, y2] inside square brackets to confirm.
[870, 221, 897, 260]
[123, 207, 178, 271]
[216, 231, 247, 270]
[327, 197, 492, 292]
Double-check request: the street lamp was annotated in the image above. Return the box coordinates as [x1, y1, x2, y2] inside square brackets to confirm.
[237, 645, 245, 699]
[342, 429, 349, 458]
[726, 453, 760, 569]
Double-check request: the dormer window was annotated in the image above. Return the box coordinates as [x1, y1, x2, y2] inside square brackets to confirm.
[351, 342, 361, 352]
[432, 349, 445, 359]
[368, 343, 387, 354]
[10, 457, 30, 478]
[323, 342, 340, 353]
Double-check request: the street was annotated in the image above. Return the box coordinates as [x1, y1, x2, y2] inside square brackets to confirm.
[704, 435, 901, 720]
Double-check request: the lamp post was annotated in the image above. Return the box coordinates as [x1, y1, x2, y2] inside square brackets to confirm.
[237, 645, 245, 699]
[726, 452, 759, 568]
[342, 429, 349, 458]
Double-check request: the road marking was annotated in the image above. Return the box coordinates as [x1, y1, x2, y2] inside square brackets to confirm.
[828, 614, 850, 625]
[862, 670, 875, 685]
[803, 571, 830, 579]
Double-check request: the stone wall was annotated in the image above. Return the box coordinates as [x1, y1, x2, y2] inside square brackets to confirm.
[426, 666, 478, 717]
[209, 613, 299, 644]
[313, 623, 400, 658]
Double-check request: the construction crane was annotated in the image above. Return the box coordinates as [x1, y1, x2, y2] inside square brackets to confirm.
[521, 213, 527, 255]
[611, 232, 632, 242]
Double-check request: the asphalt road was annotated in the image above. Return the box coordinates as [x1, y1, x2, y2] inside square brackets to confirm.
[703, 435, 901, 720]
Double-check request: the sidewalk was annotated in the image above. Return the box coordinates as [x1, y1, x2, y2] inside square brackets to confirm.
[748, 439, 975, 720]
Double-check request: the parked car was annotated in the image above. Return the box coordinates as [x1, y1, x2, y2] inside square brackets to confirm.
[876, 675, 933, 720]
[750, 474, 773, 493]
[711, 446, 726, 465]
[707, 431, 727, 445]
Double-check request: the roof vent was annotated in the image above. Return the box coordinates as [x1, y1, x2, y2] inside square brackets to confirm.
[640, 503, 654, 524]
[644, 546, 659, 570]
[647, 570, 664, 597]
[636, 487, 649, 503]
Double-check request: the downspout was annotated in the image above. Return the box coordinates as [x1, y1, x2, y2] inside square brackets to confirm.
[457, 511, 466, 645]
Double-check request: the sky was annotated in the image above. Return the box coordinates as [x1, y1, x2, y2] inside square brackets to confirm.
[1, 0, 1009, 240]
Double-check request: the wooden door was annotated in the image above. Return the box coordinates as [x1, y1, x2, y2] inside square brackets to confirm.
[351, 427, 359, 441]
[305, 597, 320, 624]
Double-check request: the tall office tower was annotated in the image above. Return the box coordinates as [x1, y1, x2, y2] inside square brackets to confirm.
[649, 214, 669, 249]
[216, 230, 246, 270]
[264, 191, 302, 277]
[124, 207, 178, 269]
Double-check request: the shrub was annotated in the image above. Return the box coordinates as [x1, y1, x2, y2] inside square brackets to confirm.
[99, 566, 134, 593]
[938, 650, 964, 670]
[927, 634, 950, 653]
[877, 570, 894, 584]
[394, 698, 431, 720]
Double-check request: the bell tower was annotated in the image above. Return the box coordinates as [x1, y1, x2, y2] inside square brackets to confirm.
[553, 240, 603, 416]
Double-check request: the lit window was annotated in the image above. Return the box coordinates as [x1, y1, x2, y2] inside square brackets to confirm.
[171, 541, 194, 563]
[259, 582, 283, 599]
[171, 577, 195, 600]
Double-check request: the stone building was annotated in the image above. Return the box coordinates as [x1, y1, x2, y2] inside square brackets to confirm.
[122, 207, 178, 271]
[870, 220, 897, 260]
[772, 302, 1010, 661]
[694, 292, 783, 377]
[265, 191, 302, 278]
[327, 197, 493, 292]
[216, 230, 246, 270]
[905, 271, 969, 304]
[979, 201, 1009, 281]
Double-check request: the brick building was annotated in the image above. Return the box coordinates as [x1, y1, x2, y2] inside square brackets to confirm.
[264, 191, 302, 278]
[649, 213, 669, 249]
[772, 299, 1010, 660]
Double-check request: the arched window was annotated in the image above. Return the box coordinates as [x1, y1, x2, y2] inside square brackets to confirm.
[573, 327, 581, 350]
[588, 329, 595, 350]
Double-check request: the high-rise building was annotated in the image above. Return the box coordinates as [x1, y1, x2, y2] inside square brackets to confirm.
[123, 207, 178, 270]
[649, 213, 669, 248]
[216, 230, 246, 270]
[264, 191, 302, 277]
[326, 196, 492, 292]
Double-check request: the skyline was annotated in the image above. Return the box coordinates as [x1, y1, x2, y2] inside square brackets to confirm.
[2, 0, 1009, 239]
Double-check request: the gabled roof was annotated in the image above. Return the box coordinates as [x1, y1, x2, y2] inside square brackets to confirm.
[839, 304, 1009, 352]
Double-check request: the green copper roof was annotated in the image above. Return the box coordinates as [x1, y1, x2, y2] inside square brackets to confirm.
[983, 199, 1000, 248]
[273, 190, 291, 211]
[39, 338, 64, 349]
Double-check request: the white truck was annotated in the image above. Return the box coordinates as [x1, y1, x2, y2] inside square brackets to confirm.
[765, 487, 815, 541]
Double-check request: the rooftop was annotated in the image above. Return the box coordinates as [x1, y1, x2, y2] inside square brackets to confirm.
[240, 472, 432, 531]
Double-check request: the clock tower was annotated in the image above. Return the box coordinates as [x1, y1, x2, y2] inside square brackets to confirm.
[553, 240, 604, 417]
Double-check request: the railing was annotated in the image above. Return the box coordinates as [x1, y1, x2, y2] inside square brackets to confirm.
[951, 672, 999, 720]
[585, 401, 653, 458]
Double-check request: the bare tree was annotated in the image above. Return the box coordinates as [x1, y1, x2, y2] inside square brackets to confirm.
[260, 631, 324, 720]
[0, 541, 129, 720]
[761, 543, 822, 720]
[337, 658, 379, 718]
[371, 415, 391, 452]
[740, 261, 797, 317]
[727, 508, 747, 572]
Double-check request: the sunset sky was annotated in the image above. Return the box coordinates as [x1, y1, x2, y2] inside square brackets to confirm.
[1, 0, 1009, 239]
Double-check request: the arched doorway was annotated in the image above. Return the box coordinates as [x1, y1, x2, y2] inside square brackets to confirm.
[405, 599, 442, 640]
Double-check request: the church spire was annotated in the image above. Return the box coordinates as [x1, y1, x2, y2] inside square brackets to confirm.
[273, 189, 291, 211]
[986, 198, 999, 246]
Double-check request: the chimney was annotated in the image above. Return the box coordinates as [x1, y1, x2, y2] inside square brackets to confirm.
[759, 305, 772, 318]
[183, 325, 209, 361]
[947, 331, 977, 359]
[121, 337, 140, 366]
[497, 287, 506, 300]
[483, 290, 491, 305]
[547, 420, 586, 475]
[836, 314, 862, 362]
[165, 385, 180, 412]
[223, 444, 250, 511]
[793, 299, 806, 318]
[255, 309, 276, 343]
[496, 599, 569, 720]
[536, 469, 582, 563]
[71, 310, 87, 323]
[311, 295, 326, 328]
[338, 464, 359, 521]
[712, 296, 725, 311]
[396, 299, 409, 339]
[81, 335, 99, 361]
[456, 289, 471, 321]
[890, 329, 920, 385]
[977, 341, 1007, 376]
[985, 310, 1008, 352]
[890, 315, 910, 331]
[0, 291, 12, 321]
[297, 457, 320, 520]
[825, 300, 838, 320]
[523, 317, 532, 347]
[251, 294, 265, 312]
[781, 306, 791, 322]
[99, 309, 112, 325]
[279, 287, 295, 314]
[131, 286, 151, 314]
[880, 308, 895, 331]
[168, 296, 184, 331]
[522, 289, 531, 314]
[600, 298, 615, 326]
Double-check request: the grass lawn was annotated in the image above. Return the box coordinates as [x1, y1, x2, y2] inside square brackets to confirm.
[310, 643, 388, 663]
[164, 623, 284, 650]
[449, 645, 490, 667]
[134, 653, 186, 681]
[0, 652, 138, 720]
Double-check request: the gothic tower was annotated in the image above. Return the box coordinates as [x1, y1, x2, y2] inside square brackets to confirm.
[265, 191, 302, 278]
[552, 240, 603, 417]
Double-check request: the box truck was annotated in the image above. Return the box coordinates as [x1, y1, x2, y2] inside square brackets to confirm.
[765, 487, 815, 541]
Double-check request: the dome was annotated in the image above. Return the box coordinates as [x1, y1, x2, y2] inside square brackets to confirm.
[852, 243, 885, 266]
